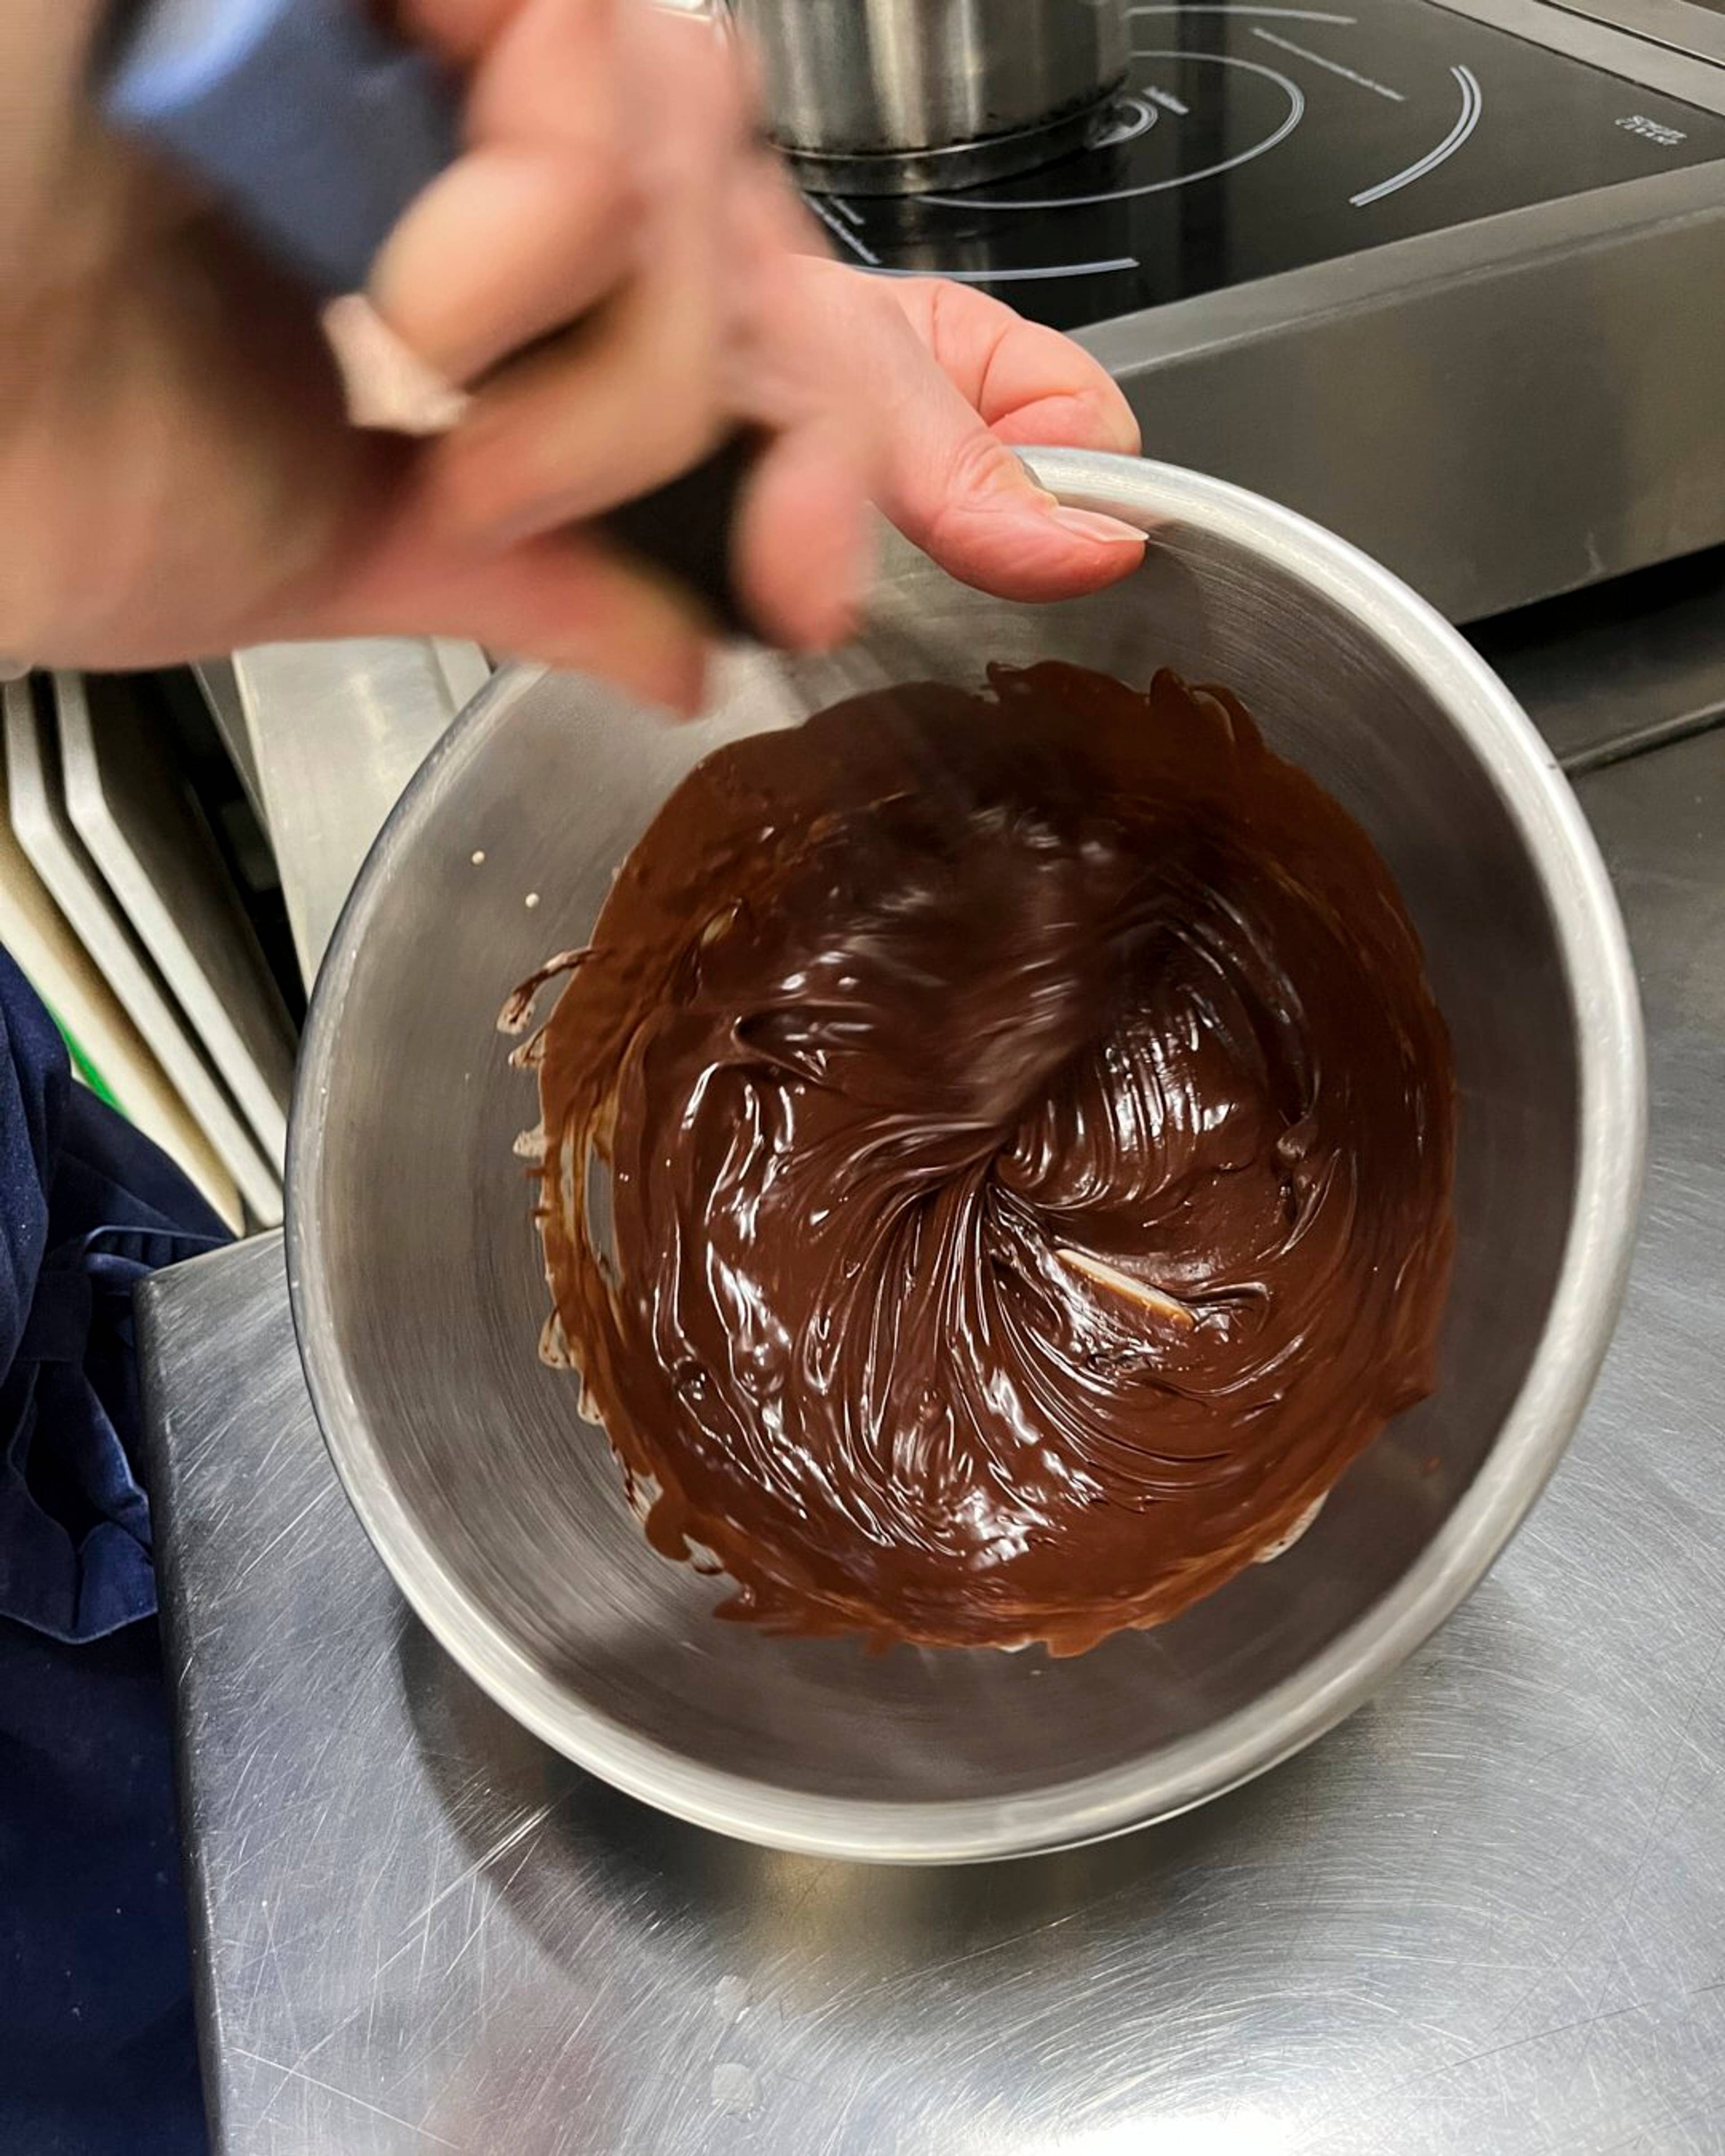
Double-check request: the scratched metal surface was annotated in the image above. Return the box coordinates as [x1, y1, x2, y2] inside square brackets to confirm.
[139, 722, 1725, 2155]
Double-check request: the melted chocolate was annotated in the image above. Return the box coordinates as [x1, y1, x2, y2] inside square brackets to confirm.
[513, 665, 1456, 1655]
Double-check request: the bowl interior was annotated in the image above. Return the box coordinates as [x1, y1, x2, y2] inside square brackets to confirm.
[291, 478, 1590, 1838]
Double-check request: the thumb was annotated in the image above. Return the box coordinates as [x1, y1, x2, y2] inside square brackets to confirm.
[842, 283, 1146, 604]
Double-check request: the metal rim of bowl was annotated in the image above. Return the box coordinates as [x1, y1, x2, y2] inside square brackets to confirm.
[286, 450, 1647, 1865]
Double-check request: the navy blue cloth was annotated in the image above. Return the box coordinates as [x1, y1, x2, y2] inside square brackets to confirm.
[0, 1616, 208, 2156]
[0, 944, 225, 2153]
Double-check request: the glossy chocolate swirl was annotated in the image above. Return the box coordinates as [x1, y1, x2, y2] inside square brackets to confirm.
[514, 664, 1455, 1655]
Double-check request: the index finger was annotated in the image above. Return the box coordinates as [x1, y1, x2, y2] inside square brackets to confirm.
[372, 3, 750, 387]
[372, 0, 637, 382]
[394, 0, 593, 75]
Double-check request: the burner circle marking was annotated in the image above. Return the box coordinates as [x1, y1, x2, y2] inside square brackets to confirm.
[1349, 64, 1482, 206]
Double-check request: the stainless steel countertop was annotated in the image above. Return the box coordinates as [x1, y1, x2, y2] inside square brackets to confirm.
[140, 698, 1725, 2154]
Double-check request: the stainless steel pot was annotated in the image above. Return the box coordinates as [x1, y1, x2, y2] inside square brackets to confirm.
[726, 0, 1130, 194]
[288, 451, 1645, 1864]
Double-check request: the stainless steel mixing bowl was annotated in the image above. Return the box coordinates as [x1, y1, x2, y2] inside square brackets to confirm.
[287, 451, 1645, 1863]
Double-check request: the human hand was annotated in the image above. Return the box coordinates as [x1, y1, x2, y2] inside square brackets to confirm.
[800, 260, 1145, 605]
[1, 0, 862, 702]
[0, 0, 1142, 708]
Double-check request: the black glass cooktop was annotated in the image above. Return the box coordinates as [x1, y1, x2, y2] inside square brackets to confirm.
[804, 0, 1725, 331]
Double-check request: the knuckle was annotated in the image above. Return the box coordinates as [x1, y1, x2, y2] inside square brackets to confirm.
[947, 422, 1021, 503]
